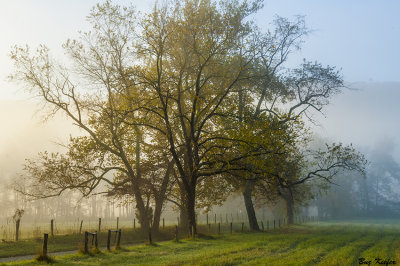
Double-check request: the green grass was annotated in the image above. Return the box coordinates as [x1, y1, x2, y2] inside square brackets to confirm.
[0, 227, 175, 258]
[3, 221, 400, 265]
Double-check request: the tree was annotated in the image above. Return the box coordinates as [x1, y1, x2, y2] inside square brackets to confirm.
[10, 2, 159, 232]
[12, 208, 24, 241]
[131, 0, 264, 234]
[271, 143, 366, 224]
[232, 18, 345, 230]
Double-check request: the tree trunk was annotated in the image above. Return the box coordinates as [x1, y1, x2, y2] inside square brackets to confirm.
[152, 199, 163, 233]
[179, 203, 188, 232]
[285, 194, 294, 225]
[186, 190, 197, 236]
[243, 179, 259, 231]
[180, 184, 196, 236]
[132, 125, 150, 233]
[135, 198, 149, 232]
[152, 159, 174, 233]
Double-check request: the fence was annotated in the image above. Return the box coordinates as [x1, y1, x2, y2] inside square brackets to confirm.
[0, 214, 319, 241]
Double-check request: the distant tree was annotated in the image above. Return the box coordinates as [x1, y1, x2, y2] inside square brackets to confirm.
[317, 141, 400, 219]
[272, 143, 366, 224]
[12, 208, 24, 241]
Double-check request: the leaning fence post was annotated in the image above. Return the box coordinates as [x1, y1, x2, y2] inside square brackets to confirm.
[43, 233, 48, 257]
[116, 229, 121, 249]
[84, 231, 89, 254]
[107, 230, 111, 251]
[50, 219, 54, 237]
[80, 220, 83, 234]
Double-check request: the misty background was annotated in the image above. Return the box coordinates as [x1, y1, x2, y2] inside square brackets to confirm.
[0, 1, 399, 232]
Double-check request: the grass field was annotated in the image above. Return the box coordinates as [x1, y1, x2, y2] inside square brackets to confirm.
[2, 220, 400, 265]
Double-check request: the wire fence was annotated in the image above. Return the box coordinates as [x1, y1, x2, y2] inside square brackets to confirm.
[0, 214, 319, 241]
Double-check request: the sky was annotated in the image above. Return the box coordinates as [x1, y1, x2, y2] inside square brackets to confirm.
[0, 0, 399, 178]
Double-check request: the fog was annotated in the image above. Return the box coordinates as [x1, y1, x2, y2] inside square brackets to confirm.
[0, 82, 398, 227]
[314, 82, 400, 162]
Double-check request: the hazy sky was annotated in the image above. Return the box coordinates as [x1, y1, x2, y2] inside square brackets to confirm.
[1, 0, 399, 99]
[0, 0, 399, 175]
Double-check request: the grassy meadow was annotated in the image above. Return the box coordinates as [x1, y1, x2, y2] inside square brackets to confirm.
[2, 220, 400, 265]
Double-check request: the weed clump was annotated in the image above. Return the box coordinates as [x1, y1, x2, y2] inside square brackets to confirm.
[35, 248, 54, 264]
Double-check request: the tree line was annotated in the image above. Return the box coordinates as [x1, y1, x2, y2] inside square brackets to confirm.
[10, 0, 366, 235]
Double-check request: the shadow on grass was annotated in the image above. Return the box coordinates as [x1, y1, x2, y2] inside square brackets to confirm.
[196, 233, 215, 240]
[146, 243, 160, 247]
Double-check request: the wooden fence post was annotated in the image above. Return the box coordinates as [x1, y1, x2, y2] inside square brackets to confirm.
[117, 217, 119, 230]
[214, 213, 216, 224]
[95, 231, 98, 250]
[208, 223, 211, 233]
[51, 219, 54, 237]
[15, 219, 20, 241]
[163, 218, 165, 229]
[80, 220, 83, 234]
[84, 231, 89, 254]
[241, 222, 244, 232]
[107, 230, 111, 251]
[98, 218, 101, 232]
[267, 220, 269, 230]
[43, 233, 48, 257]
[261, 221, 264, 231]
[116, 229, 121, 249]
[175, 225, 178, 242]
[230, 222, 232, 234]
[206, 213, 209, 225]
[192, 225, 195, 239]
[218, 222, 221, 234]
[134, 219, 136, 230]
